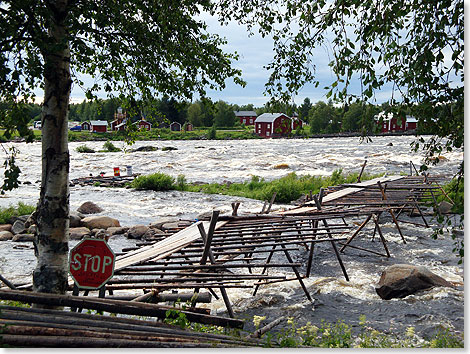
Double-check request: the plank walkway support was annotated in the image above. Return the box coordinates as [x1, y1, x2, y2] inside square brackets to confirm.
[0, 273, 17, 290]
[357, 160, 367, 183]
[196, 211, 235, 318]
[377, 181, 406, 244]
[313, 194, 349, 281]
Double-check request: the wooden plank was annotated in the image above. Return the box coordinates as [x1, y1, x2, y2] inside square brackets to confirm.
[277, 176, 404, 216]
[68, 221, 228, 287]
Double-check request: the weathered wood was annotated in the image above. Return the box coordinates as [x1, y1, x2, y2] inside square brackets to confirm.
[249, 316, 286, 338]
[0, 273, 17, 290]
[0, 290, 244, 329]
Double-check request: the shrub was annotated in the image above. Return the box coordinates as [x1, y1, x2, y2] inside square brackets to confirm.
[176, 174, 187, 191]
[0, 202, 35, 224]
[131, 172, 175, 191]
[207, 125, 217, 140]
[76, 145, 95, 153]
[102, 140, 121, 152]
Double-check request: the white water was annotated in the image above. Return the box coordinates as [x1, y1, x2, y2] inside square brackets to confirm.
[0, 135, 463, 338]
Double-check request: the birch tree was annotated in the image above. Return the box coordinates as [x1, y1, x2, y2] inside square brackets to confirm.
[0, 0, 243, 294]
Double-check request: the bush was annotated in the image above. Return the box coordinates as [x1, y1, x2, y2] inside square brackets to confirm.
[0, 202, 35, 224]
[76, 145, 95, 153]
[131, 172, 175, 191]
[207, 125, 217, 140]
[102, 140, 121, 152]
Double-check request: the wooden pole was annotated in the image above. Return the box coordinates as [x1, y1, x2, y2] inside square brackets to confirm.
[357, 159, 367, 183]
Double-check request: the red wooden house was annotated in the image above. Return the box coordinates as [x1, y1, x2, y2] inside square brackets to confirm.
[90, 120, 108, 133]
[184, 122, 193, 131]
[170, 122, 181, 131]
[375, 113, 418, 133]
[81, 121, 91, 131]
[111, 107, 127, 131]
[234, 110, 257, 126]
[134, 119, 152, 131]
[254, 113, 292, 138]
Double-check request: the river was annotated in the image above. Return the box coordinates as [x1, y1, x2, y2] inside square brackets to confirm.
[0, 135, 464, 342]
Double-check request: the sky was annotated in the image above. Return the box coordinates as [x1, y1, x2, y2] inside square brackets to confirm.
[65, 13, 358, 107]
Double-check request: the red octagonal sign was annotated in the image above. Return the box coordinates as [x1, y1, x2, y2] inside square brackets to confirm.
[69, 238, 115, 289]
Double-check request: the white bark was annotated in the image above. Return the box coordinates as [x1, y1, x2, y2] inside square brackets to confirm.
[33, 1, 72, 294]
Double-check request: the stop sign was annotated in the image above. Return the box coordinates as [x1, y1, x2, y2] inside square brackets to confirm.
[69, 238, 115, 289]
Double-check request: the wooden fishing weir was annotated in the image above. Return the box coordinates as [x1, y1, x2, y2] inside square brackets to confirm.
[0, 160, 452, 347]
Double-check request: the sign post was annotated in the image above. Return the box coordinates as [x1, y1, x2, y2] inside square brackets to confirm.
[69, 238, 116, 289]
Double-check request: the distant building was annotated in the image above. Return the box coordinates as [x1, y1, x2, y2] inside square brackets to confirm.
[234, 110, 257, 126]
[134, 119, 152, 131]
[254, 113, 292, 138]
[291, 112, 304, 130]
[170, 122, 181, 131]
[89, 120, 108, 133]
[81, 121, 91, 131]
[111, 107, 127, 131]
[184, 122, 193, 131]
[375, 113, 418, 133]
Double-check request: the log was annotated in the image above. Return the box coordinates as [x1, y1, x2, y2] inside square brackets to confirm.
[0, 290, 244, 329]
[249, 316, 286, 338]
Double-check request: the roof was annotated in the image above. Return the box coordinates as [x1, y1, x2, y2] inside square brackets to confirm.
[406, 115, 418, 123]
[255, 113, 290, 123]
[134, 120, 152, 126]
[170, 121, 181, 126]
[90, 120, 108, 126]
[234, 111, 257, 117]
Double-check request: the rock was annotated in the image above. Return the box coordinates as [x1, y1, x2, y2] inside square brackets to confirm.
[69, 212, 83, 227]
[387, 142, 393, 146]
[94, 229, 110, 240]
[161, 222, 180, 231]
[81, 216, 120, 230]
[132, 146, 158, 152]
[107, 226, 128, 236]
[273, 163, 289, 169]
[0, 224, 12, 232]
[149, 217, 179, 230]
[0, 231, 14, 241]
[77, 201, 104, 214]
[9, 214, 29, 225]
[69, 227, 91, 240]
[11, 219, 26, 235]
[375, 264, 454, 300]
[126, 225, 149, 239]
[438, 201, 453, 214]
[162, 146, 178, 151]
[12, 234, 34, 242]
[27, 225, 37, 234]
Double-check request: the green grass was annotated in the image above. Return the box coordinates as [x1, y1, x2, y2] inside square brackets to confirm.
[0, 202, 35, 224]
[132, 169, 383, 204]
[76, 145, 95, 153]
[131, 172, 175, 191]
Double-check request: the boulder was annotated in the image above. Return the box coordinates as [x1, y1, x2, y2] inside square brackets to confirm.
[107, 226, 128, 236]
[162, 146, 178, 151]
[11, 219, 26, 235]
[77, 201, 104, 214]
[142, 228, 167, 240]
[81, 216, 120, 230]
[12, 234, 34, 242]
[161, 222, 180, 231]
[69, 212, 83, 227]
[69, 227, 91, 240]
[126, 225, 149, 239]
[0, 231, 14, 241]
[375, 264, 454, 300]
[132, 146, 158, 152]
[149, 217, 179, 230]
[94, 228, 110, 240]
[438, 201, 453, 214]
[0, 224, 12, 232]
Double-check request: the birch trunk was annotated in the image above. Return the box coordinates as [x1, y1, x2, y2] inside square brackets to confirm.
[33, 1, 71, 295]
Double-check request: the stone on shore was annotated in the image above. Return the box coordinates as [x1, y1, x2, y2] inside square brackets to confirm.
[126, 225, 149, 239]
[70, 212, 83, 227]
[77, 201, 104, 214]
[0, 231, 14, 241]
[0, 224, 12, 232]
[69, 227, 91, 240]
[107, 226, 128, 236]
[81, 216, 120, 230]
[375, 264, 454, 300]
[11, 219, 26, 235]
[149, 217, 179, 230]
[12, 234, 34, 242]
[438, 201, 453, 214]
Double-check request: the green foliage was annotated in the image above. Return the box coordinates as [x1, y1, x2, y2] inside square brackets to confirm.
[76, 145, 95, 153]
[207, 125, 217, 140]
[164, 308, 190, 329]
[102, 141, 121, 152]
[176, 174, 187, 191]
[0, 202, 35, 224]
[214, 100, 236, 127]
[1, 147, 21, 194]
[131, 173, 175, 191]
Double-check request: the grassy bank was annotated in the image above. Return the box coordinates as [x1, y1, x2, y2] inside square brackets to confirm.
[131, 170, 383, 204]
[0, 202, 35, 224]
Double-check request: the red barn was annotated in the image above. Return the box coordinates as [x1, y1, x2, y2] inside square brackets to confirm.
[234, 110, 257, 126]
[134, 119, 152, 131]
[90, 120, 108, 133]
[254, 113, 292, 138]
[375, 113, 418, 133]
[184, 122, 193, 131]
